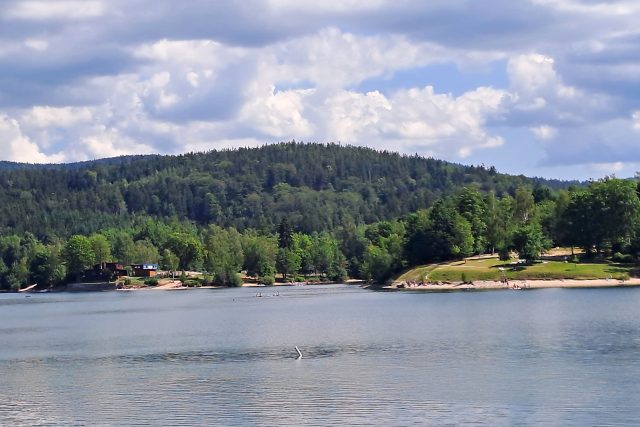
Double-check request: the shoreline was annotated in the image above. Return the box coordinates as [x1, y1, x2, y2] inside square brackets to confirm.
[11, 279, 365, 293]
[385, 278, 640, 292]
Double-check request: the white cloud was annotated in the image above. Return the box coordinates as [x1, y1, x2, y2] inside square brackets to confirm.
[22, 106, 93, 128]
[2, 2, 640, 177]
[530, 125, 558, 140]
[7, 1, 105, 20]
[0, 115, 63, 163]
[323, 85, 506, 158]
[633, 111, 640, 131]
[263, 28, 446, 90]
[589, 161, 625, 173]
[240, 86, 315, 138]
[24, 39, 49, 51]
[530, 0, 640, 15]
[508, 54, 559, 96]
[267, 0, 386, 13]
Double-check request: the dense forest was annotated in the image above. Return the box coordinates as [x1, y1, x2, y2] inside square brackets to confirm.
[0, 142, 569, 239]
[5, 142, 639, 292]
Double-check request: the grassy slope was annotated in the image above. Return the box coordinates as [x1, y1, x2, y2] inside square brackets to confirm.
[400, 257, 634, 283]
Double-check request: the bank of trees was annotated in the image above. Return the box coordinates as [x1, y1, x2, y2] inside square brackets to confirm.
[2, 176, 640, 290]
[0, 218, 350, 290]
[349, 177, 640, 283]
[0, 142, 566, 239]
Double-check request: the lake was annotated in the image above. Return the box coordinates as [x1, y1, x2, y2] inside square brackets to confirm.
[2, 285, 640, 426]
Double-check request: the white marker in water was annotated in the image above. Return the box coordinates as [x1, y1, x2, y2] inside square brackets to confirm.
[295, 346, 303, 359]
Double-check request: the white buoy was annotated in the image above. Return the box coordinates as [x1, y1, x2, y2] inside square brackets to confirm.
[295, 346, 303, 359]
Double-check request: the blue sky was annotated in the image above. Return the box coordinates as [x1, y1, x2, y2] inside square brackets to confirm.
[1, 0, 639, 180]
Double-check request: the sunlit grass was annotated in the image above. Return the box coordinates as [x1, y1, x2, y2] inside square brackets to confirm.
[416, 257, 633, 282]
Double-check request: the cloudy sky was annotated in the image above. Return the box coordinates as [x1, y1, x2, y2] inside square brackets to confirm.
[1, 0, 639, 179]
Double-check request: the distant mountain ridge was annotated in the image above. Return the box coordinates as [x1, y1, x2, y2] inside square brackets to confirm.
[0, 155, 154, 171]
[0, 142, 576, 238]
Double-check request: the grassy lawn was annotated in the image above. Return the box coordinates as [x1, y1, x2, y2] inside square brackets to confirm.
[418, 257, 634, 282]
[396, 265, 440, 282]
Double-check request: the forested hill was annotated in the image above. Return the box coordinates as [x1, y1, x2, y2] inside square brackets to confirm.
[0, 155, 152, 172]
[0, 142, 571, 239]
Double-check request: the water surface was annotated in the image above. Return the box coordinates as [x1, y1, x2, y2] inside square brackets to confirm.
[2, 285, 640, 425]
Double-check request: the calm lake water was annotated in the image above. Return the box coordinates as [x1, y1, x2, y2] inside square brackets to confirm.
[2, 285, 640, 426]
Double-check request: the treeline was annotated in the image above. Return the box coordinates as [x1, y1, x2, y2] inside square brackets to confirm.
[353, 177, 640, 282]
[0, 218, 347, 290]
[0, 142, 569, 239]
[2, 177, 638, 290]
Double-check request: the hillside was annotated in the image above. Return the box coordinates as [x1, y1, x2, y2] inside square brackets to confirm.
[0, 142, 571, 239]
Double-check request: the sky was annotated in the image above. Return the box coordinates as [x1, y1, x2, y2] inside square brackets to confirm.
[1, 0, 639, 180]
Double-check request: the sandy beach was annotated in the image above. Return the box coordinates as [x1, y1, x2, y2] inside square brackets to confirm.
[388, 278, 640, 291]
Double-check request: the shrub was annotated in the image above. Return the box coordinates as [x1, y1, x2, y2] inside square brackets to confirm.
[144, 278, 159, 286]
[461, 272, 468, 283]
[258, 274, 275, 286]
[498, 247, 511, 261]
[228, 273, 243, 287]
[612, 252, 634, 264]
[123, 278, 132, 287]
[184, 279, 200, 287]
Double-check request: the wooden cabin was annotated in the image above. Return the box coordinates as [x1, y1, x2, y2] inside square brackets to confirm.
[131, 263, 158, 277]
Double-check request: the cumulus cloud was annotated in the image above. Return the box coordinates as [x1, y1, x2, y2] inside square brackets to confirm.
[6, 1, 105, 21]
[0, 0, 639, 178]
[320, 86, 506, 157]
[0, 114, 63, 163]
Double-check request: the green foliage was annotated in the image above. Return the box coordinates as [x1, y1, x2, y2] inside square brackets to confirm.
[109, 231, 135, 265]
[292, 233, 314, 276]
[133, 239, 160, 264]
[161, 249, 179, 273]
[498, 247, 511, 261]
[29, 246, 66, 288]
[63, 235, 95, 280]
[0, 234, 41, 290]
[362, 244, 394, 283]
[144, 277, 159, 286]
[612, 252, 634, 264]
[167, 232, 203, 271]
[455, 187, 487, 254]
[242, 233, 277, 278]
[405, 201, 473, 264]
[563, 178, 640, 254]
[258, 274, 275, 286]
[310, 232, 348, 279]
[89, 234, 111, 265]
[276, 247, 301, 280]
[277, 218, 294, 249]
[512, 224, 551, 262]
[203, 225, 244, 287]
[0, 143, 565, 239]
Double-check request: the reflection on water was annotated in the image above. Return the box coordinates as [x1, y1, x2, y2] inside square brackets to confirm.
[2, 285, 640, 425]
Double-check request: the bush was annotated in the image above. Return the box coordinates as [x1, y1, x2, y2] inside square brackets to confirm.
[123, 278, 132, 287]
[184, 279, 200, 287]
[258, 274, 275, 286]
[498, 247, 511, 261]
[228, 273, 243, 287]
[461, 272, 468, 283]
[612, 252, 634, 263]
[144, 278, 159, 286]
